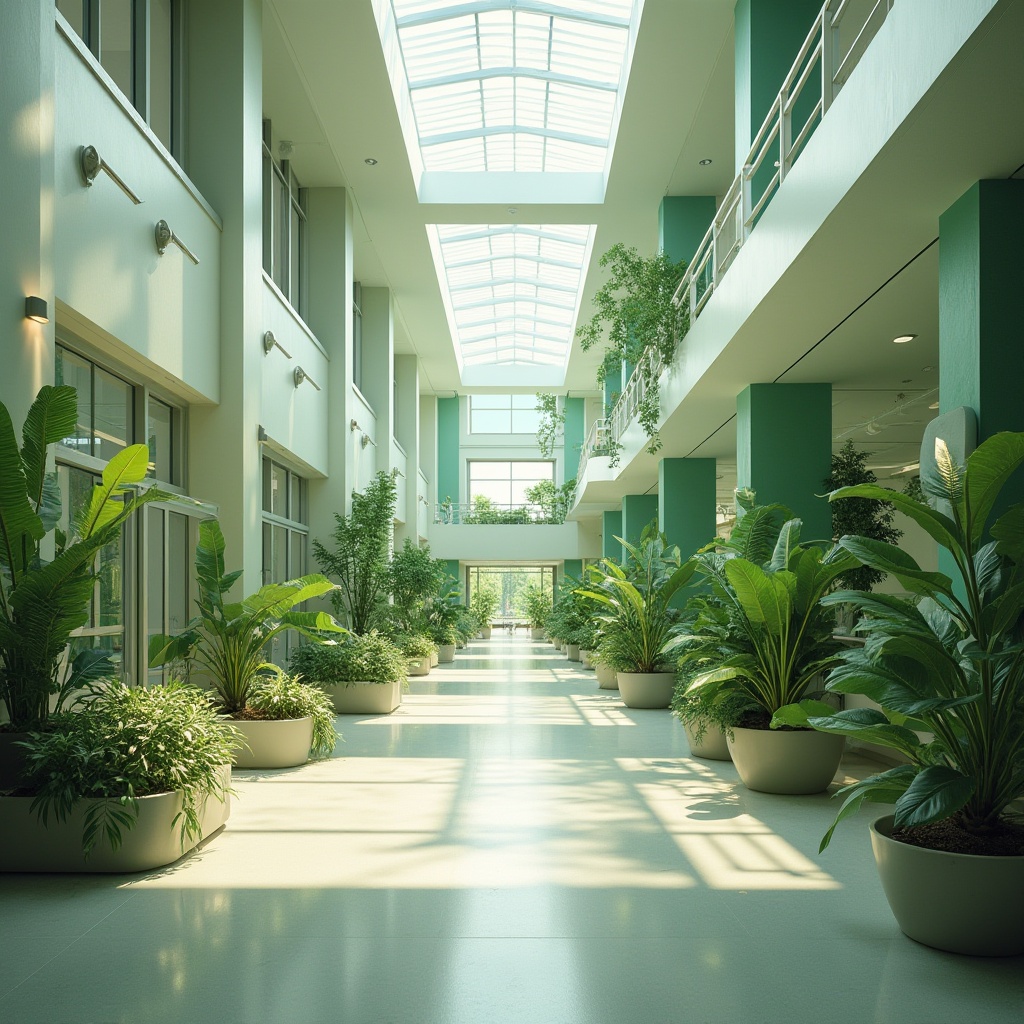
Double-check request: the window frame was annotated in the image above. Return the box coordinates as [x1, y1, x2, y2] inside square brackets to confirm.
[468, 395, 542, 435]
[467, 459, 555, 509]
[262, 120, 309, 319]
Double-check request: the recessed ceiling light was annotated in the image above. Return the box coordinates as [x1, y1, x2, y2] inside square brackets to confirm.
[921, 365, 934, 371]
[507, 207, 518, 215]
[364, 157, 378, 166]
[698, 158, 713, 166]
[892, 333, 916, 344]
[929, 401, 939, 410]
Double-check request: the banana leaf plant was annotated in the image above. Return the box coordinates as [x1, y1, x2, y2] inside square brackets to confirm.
[580, 527, 697, 672]
[149, 519, 346, 715]
[0, 386, 168, 731]
[778, 432, 1024, 850]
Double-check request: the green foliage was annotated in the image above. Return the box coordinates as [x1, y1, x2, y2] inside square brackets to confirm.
[671, 662, 760, 738]
[535, 393, 564, 458]
[470, 578, 500, 624]
[463, 495, 534, 524]
[389, 538, 447, 626]
[575, 244, 689, 457]
[0, 386, 169, 730]
[396, 633, 436, 660]
[246, 668, 338, 759]
[20, 680, 235, 857]
[791, 432, 1024, 849]
[289, 630, 407, 686]
[523, 478, 578, 524]
[824, 441, 902, 591]
[523, 585, 552, 629]
[149, 520, 345, 714]
[313, 471, 398, 633]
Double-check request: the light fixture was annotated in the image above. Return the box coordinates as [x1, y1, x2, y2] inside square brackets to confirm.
[154, 220, 200, 264]
[262, 331, 292, 358]
[24, 296, 49, 324]
[364, 157, 378, 166]
[293, 366, 321, 391]
[892, 333, 917, 344]
[507, 207, 518, 215]
[279, 140, 294, 159]
[929, 401, 940, 410]
[698, 158, 713, 166]
[865, 421, 885, 435]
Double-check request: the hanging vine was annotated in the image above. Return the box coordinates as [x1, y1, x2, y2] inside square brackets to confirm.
[535, 393, 565, 458]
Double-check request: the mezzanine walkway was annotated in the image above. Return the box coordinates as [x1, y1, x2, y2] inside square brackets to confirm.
[1, 637, 1022, 1023]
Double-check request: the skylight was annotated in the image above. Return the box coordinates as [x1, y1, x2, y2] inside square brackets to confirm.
[428, 223, 595, 380]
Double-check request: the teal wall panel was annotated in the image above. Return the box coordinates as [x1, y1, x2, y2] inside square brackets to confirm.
[659, 458, 717, 560]
[563, 397, 584, 481]
[602, 510, 623, 563]
[658, 196, 717, 267]
[437, 396, 460, 504]
[621, 494, 658, 553]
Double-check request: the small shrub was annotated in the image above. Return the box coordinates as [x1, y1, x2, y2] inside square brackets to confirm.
[247, 669, 338, 760]
[290, 631, 407, 686]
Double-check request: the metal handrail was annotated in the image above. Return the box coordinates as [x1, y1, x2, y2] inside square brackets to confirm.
[433, 501, 553, 525]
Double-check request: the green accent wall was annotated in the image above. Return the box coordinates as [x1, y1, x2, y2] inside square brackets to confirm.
[621, 494, 658, 553]
[939, 179, 1024, 524]
[603, 362, 622, 412]
[602, 510, 623, 563]
[736, 383, 831, 540]
[563, 397, 584, 481]
[437, 396, 460, 504]
[659, 196, 718, 267]
[659, 458, 717, 560]
[562, 559, 583, 582]
[444, 560, 461, 597]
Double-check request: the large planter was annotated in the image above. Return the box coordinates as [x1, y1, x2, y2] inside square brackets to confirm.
[580, 650, 595, 669]
[407, 656, 431, 677]
[531, 627, 544, 640]
[230, 716, 313, 769]
[328, 679, 401, 714]
[727, 727, 845, 794]
[566, 643, 581, 661]
[596, 663, 618, 690]
[480, 626, 492, 640]
[438, 644, 456, 664]
[869, 814, 1024, 956]
[430, 650, 439, 667]
[617, 672, 675, 709]
[684, 720, 731, 761]
[0, 765, 231, 873]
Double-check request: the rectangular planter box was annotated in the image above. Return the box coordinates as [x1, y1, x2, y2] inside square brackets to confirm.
[328, 679, 401, 714]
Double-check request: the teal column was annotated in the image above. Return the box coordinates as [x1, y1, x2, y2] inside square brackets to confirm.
[602, 510, 623, 563]
[563, 559, 583, 582]
[939, 179, 1024, 522]
[736, 383, 832, 541]
[659, 459, 717, 560]
[603, 362, 622, 414]
[444, 560, 461, 593]
[734, 0, 821, 174]
[659, 196, 717, 267]
[621, 494, 659, 552]
[437, 396, 460, 505]
[563, 397, 584, 481]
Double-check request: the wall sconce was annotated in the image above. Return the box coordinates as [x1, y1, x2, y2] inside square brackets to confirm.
[24, 296, 49, 324]
[262, 331, 292, 358]
[79, 145, 143, 204]
[294, 366, 321, 391]
[155, 220, 200, 264]
[360, 433, 376, 449]
[350, 418, 362, 432]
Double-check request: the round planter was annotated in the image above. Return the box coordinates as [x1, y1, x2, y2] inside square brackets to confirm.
[328, 679, 401, 714]
[869, 814, 1024, 956]
[684, 720, 731, 761]
[438, 644, 456, 663]
[617, 672, 675, 709]
[727, 727, 845, 794]
[531, 627, 544, 641]
[480, 626, 492, 640]
[230, 717, 313, 769]
[580, 650, 595, 670]
[596, 663, 618, 689]
[566, 643, 581, 662]
[407, 656, 431, 677]
[430, 650, 439, 667]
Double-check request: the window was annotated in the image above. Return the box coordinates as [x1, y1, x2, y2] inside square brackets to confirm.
[468, 461, 553, 508]
[469, 395, 541, 434]
[56, 1, 184, 157]
[262, 121, 307, 317]
[146, 506, 192, 684]
[468, 566, 554, 619]
[55, 344, 134, 461]
[353, 281, 363, 391]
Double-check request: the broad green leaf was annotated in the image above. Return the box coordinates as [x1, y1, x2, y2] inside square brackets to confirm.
[770, 698, 836, 729]
[769, 519, 802, 571]
[724, 558, 785, 632]
[991, 504, 1024, 563]
[964, 432, 1024, 544]
[276, 610, 347, 634]
[0, 402, 44, 577]
[990, 581, 1024, 638]
[829, 483, 959, 550]
[20, 385, 77, 517]
[837, 536, 954, 597]
[973, 542, 1007, 605]
[893, 764, 976, 828]
[819, 765, 918, 851]
[806, 708, 924, 757]
[76, 444, 151, 538]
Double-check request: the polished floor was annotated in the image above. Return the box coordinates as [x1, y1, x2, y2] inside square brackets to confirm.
[2, 637, 1022, 1023]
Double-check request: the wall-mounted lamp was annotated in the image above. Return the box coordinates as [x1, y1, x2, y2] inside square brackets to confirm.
[79, 145, 143, 204]
[294, 366, 321, 391]
[155, 220, 200, 264]
[360, 433, 376, 449]
[350, 418, 362, 432]
[262, 330, 292, 358]
[24, 296, 49, 324]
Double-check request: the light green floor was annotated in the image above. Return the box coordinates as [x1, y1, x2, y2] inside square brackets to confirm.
[2, 638, 1022, 1023]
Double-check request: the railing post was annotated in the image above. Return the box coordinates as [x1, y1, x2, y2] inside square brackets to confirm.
[778, 91, 789, 180]
[741, 164, 753, 239]
[821, 4, 834, 113]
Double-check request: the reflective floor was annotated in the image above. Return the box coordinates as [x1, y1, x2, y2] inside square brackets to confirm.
[2, 637, 1022, 1023]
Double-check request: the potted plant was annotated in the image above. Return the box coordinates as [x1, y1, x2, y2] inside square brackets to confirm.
[0, 386, 168, 788]
[430, 622, 460, 663]
[396, 633, 435, 676]
[684, 501, 857, 792]
[783, 432, 1024, 956]
[470, 581, 499, 639]
[388, 538, 447, 632]
[670, 661, 757, 761]
[523, 585, 551, 640]
[290, 630, 407, 714]
[0, 680, 235, 872]
[149, 520, 344, 768]
[582, 528, 694, 708]
[591, 648, 618, 690]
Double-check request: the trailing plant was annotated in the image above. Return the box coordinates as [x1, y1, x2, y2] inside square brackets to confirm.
[780, 432, 1024, 852]
[535, 393, 564, 458]
[289, 630, 407, 686]
[523, 478, 578, 524]
[824, 441, 902, 590]
[313, 470, 398, 633]
[0, 386, 170, 731]
[149, 520, 345, 715]
[576, 244, 689, 458]
[20, 680, 235, 856]
[246, 667, 338, 759]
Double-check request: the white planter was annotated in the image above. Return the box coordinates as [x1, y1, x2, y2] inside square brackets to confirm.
[328, 679, 401, 715]
[531, 627, 544, 640]
[480, 626, 492, 640]
[580, 650, 595, 669]
[617, 672, 675, 709]
[596, 663, 618, 689]
[407, 656, 431, 677]
[684, 720, 731, 761]
[727, 727, 845, 794]
[560, 642, 568, 653]
[566, 643, 581, 661]
[430, 650, 439, 667]
[0, 766, 231, 873]
[230, 717, 314, 769]
[438, 644, 456, 663]
[870, 814, 1024, 956]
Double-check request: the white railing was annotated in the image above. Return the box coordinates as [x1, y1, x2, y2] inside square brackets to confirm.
[577, 0, 894, 478]
[575, 417, 611, 496]
[434, 502, 551, 525]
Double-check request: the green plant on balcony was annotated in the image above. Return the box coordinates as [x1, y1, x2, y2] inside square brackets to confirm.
[463, 495, 534, 524]
[535, 393, 564, 458]
[523, 478, 577, 524]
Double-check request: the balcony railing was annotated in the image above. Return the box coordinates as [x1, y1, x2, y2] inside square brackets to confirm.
[576, 0, 895, 483]
[434, 502, 559, 525]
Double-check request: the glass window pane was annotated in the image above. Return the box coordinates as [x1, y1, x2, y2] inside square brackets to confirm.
[56, 0, 85, 39]
[274, 174, 289, 293]
[289, 202, 301, 307]
[262, 521, 273, 585]
[269, 462, 287, 517]
[97, 528, 123, 628]
[99, 0, 134, 101]
[167, 511, 190, 633]
[93, 366, 132, 462]
[290, 530, 306, 579]
[147, 398, 173, 482]
[513, 462, 554, 479]
[289, 473, 307, 525]
[471, 409, 509, 433]
[511, 409, 541, 433]
[147, 508, 165, 676]
[55, 346, 93, 455]
[272, 525, 287, 583]
[149, 0, 174, 151]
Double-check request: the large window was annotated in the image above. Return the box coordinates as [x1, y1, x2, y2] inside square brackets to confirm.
[468, 566, 554, 620]
[56, 0, 184, 157]
[469, 395, 541, 434]
[262, 121, 307, 317]
[468, 461, 553, 508]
